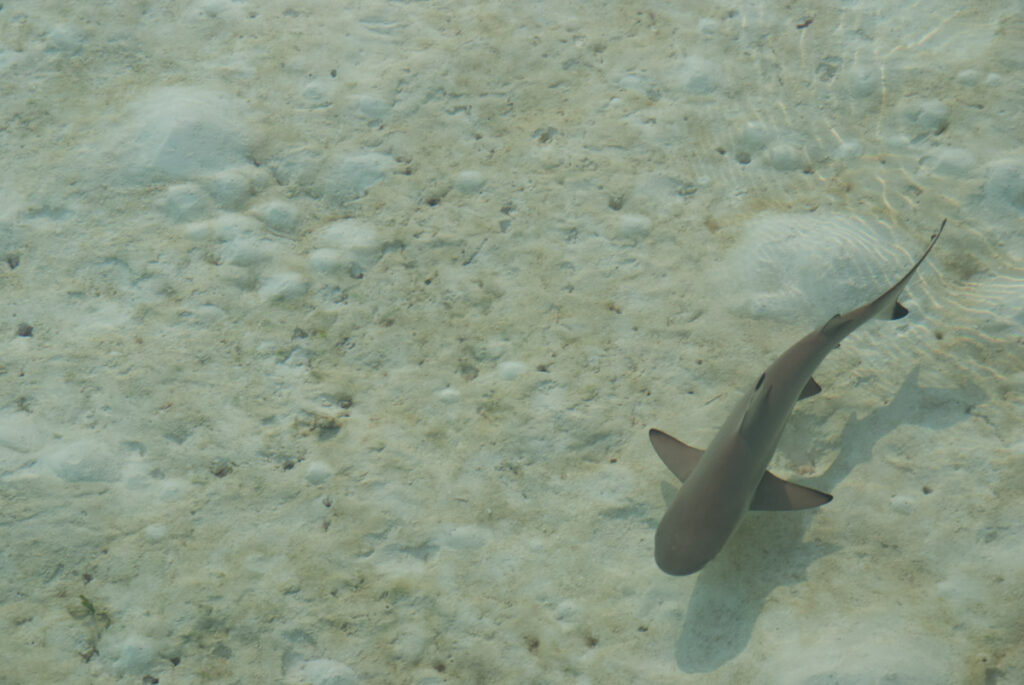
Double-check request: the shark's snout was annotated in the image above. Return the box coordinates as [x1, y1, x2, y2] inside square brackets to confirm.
[654, 517, 717, 576]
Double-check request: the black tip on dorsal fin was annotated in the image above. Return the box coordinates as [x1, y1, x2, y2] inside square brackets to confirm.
[820, 313, 844, 336]
[891, 301, 909, 320]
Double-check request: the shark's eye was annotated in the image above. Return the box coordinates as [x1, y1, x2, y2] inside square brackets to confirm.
[755, 372, 765, 390]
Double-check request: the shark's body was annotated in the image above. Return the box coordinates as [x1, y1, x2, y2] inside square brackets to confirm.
[651, 221, 944, 576]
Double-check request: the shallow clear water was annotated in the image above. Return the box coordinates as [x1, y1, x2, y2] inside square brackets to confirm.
[0, 2, 1021, 683]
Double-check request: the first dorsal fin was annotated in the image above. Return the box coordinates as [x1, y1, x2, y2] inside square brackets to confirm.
[649, 429, 704, 482]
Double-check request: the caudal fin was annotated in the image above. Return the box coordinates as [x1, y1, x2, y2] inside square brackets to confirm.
[872, 218, 945, 321]
[821, 219, 945, 337]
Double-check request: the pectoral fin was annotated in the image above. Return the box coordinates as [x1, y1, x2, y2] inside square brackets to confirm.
[649, 429, 704, 482]
[749, 471, 833, 510]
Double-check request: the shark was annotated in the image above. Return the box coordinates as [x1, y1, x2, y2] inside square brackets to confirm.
[650, 220, 945, 576]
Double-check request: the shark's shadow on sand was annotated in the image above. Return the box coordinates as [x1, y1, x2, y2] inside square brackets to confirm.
[674, 506, 836, 672]
[673, 367, 984, 673]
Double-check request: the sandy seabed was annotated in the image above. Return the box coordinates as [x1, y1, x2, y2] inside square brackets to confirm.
[1, 1, 1022, 683]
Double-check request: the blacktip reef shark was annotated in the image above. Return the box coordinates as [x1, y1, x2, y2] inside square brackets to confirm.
[650, 220, 945, 576]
